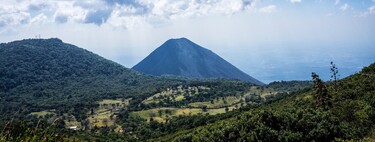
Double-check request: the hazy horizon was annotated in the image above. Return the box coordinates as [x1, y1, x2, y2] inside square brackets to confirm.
[1, 0, 374, 83]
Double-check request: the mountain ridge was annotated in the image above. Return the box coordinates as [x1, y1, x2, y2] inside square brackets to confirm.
[132, 38, 264, 85]
[0, 38, 183, 122]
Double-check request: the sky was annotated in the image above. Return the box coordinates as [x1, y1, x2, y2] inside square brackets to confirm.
[0, 0, 375, 83]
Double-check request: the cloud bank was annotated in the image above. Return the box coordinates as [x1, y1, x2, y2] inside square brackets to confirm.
[1, 0, 374, 29]
[0, 0, 259, 29]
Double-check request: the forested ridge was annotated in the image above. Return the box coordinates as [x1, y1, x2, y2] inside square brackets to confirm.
[0, 38, 185, 123]
[153, 63, 375, 141]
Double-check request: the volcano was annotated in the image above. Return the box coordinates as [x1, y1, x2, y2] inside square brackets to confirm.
[132, 38, 263, 85]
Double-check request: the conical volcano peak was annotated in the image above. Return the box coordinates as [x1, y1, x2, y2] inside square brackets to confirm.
[133, 38, 264, 85]
[169, 37, 189, 42]
[163, 37, 198, 49]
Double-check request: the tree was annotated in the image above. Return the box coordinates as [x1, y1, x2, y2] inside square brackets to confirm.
[158, 109, 163, 117]
[311, 72, 330, 109]
[330, 61, 339, 90]
[165, 109, 172, 115]
[90, 108, 94, 115]
[202, 106, 208, 112]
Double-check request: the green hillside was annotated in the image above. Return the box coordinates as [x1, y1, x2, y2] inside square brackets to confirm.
[0, 38, 184, 123]
[153, 63, 375, 141]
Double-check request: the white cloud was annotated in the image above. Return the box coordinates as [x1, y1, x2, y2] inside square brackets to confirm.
[335, 0, 340, 5]
[340, 3, 349, 11]
[369, 5, 375, 13]
[53, 1, 87, 23]
[0, 0, 55, 27]
[1, 0, 375, 30]
[259, 5, 277, 13]
[105, 4, 153, 29]
[360, 5, 375, 17]
[138, 0, 254, 18]
[0, 0, 259, 29]
[0, 10, 31, 27]
[290, 0, 302, 3]
[29, 13, 48, 25]
[103, 0, 259, 28]
[0, 4, 30, 27]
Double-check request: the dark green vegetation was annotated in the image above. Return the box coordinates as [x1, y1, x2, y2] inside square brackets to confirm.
[0, 38, 180, 123]
[0, 38, 374, 141]
[154, 63, 375, 142]
[0, 119, 64, 141]
[267, 80, 313, 92]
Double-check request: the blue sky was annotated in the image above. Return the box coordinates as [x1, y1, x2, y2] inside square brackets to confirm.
[0, 0, 375, 83]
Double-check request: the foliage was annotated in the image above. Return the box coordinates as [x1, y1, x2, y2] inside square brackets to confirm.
[267, 80, 313, 92]
[330, 61, 340, 90]
[153, 63, 375, 141]
[140, 81, 251, 109]
[0, 38, 184, 123]
[312, 72, 331, 109]
[0, 119, 64, 141]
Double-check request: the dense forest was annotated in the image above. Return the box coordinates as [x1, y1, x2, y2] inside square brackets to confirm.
[0, 39, 374, 141]
[0, 38, 178, 123]
[153, 63, 375, 141]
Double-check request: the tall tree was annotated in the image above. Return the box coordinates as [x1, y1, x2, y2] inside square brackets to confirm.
[330, 61, 339, 90]
[311, 72, 330, 109]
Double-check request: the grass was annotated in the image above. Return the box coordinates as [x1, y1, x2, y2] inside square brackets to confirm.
[131, 106, 236, 123]
[98, 99, 123, 105]
[30, 110, 81, 130]
[98, 98, 130, 108]
[360, 128, 375, 142]
[142, 86, 210, 105]
[188, 96, 242, 108]
[86, 98, 131, 130]
[175, 95, 185, 101]
[247, 86, 279, 99]
[87, 111, 116, 128]
[29, 110, 56, 117]
[135, 86, 282, 123]
[63, 113, 82, 129]
[26, 98, 133, 131]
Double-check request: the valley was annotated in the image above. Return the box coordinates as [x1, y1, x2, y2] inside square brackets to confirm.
[26, 83, 294, 130]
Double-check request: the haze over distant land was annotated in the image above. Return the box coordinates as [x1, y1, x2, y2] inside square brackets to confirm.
[0, 0, 374, 83]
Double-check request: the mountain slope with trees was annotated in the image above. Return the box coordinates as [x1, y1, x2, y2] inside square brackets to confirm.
[153, 63, 375, 141]
[0, 38, 185, 123]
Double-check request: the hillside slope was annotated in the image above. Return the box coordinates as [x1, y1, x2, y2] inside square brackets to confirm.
[0, 38, 135, 91]
[132, 38, 264, 85]
[154, 63, 375, 141]
[0, 38, 181, 122]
